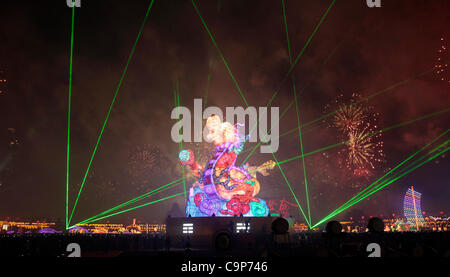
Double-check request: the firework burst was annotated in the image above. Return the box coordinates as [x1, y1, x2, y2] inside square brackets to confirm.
[342, 126, 384, 177]
[333, 103, 366, 133]
[435, 36, 449, 83]
[347, 128, 374, 168]
[127, 144, 161, 179]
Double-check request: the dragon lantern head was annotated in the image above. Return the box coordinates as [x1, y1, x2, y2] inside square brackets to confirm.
[206, 115, 237, 146]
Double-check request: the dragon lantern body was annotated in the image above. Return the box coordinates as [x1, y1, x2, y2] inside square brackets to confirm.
[179, 115, 275, 217]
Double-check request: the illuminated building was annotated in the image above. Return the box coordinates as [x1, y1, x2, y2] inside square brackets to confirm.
[91, 228, 108, 234]
[73, 223, 124, 233]
[0, 219, 167, 234]
[125, 218, 142, 233]
[71, 222, 166, 234]
[136, 224, 166, 233]
[338, 221, 352, 232]
[425, 216, 450, 231]
[69, 226, 90, 234]
[403, 186, 426, 230]
[122, 219, 165, 234]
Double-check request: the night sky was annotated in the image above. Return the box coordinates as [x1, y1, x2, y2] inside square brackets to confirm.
[0, 0, 448, 225]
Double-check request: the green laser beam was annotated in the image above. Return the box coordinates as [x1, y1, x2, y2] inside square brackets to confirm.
[292, 78, 312, 224]
[337, 139, 449, 212]
[312, 130, 449, 227]
[318, 133, 449, 223]
[77, 179, 183, 225]
[266, 0, 337, 108]
[246, 109, 450, 175]
[312, 144, 450, 228]
[283, 0, 336, 81]
[192, 0, 249, 107]
[66, 6, 76, 230]
[302, 67, 437, 130]
[242, 34, 352, 163]
[73, 181, 182, 226]
[275, 107, 450, 166]
[317, 138, 449, 225]
[327, 140, 449, 222]
[68, 0, 155, 225]
[192, 0, 334, 226]
[321, 141, 449, 224]
[344, 145, 449, 214]
[243, 0, 336, 226]
[270, 151, 311, 227]
[282, 0, 293, 62]
[193, 0, 335, 127]
[240, 100, 294, 163]
[283, 0, 312, 225]
[241, 65, 439, 163]
[192, 0, 335, 172]
[72, 177, 184, 226]
[69, 192, 184, 228]
[73, 181, 183, 226]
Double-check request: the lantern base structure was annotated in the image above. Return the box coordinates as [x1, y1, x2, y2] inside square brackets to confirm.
[166, 216, 294, 249]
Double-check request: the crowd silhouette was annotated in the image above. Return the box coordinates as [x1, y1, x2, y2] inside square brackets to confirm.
[0, 231, 448, 257]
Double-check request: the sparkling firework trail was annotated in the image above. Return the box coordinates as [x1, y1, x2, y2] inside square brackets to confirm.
[343, 126, 384, 177]
[127, 144, 166, 194]
[128, 144, 161, 179]
[333, 103, 366, 133]
[325, 93, 385, 179]
[347, 128, 374, 168]
[435, 36, 449, 83]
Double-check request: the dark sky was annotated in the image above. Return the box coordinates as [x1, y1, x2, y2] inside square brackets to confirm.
[0, 0, 448, 225]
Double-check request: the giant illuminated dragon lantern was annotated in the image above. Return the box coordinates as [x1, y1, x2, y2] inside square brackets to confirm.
[179, 115, 275, 217]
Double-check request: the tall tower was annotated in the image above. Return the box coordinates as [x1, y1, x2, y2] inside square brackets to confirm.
[403, 186, 425, 230]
